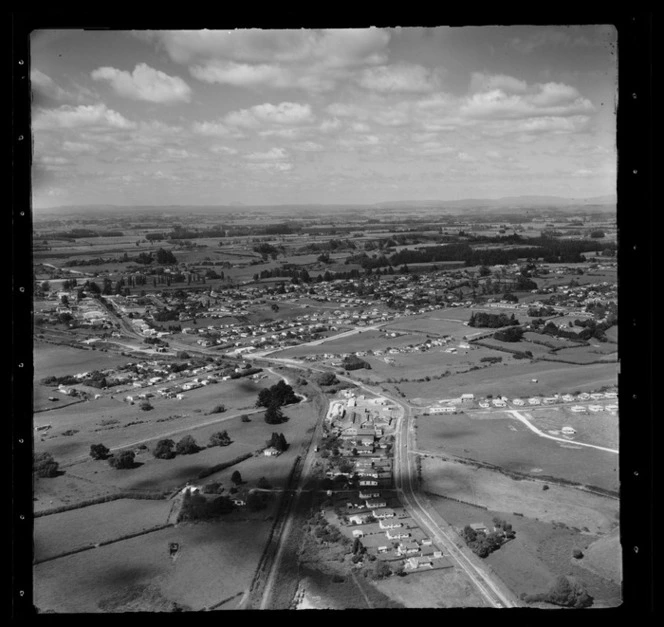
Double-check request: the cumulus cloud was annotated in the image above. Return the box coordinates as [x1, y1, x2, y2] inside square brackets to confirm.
[61, 141, 98, 154]
[33, 103, 136, 130]
[150, 28, 390, 67]
[292, 141, 324, 152]
[225, 102, 314, 129]
[511, 26, 617, 54]
[192, 121, 235, 137]
[145, 28, 391, 93]
[91, 63, 192, 103]
[356, 63, 442, 93]
[245, 147, 289, 161]
[460, 82, 594, 120]
[210, 145, 238, 155]
[470, 72, 527, 94]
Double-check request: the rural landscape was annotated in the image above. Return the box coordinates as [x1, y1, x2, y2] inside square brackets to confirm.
[27, 25, 622, 612]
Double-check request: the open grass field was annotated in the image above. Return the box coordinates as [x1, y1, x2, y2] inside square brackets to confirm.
[419, 456, 619, 534]
[33, 375, 282, 462]
[415, 412, 619, 492]
[576, 530, 622, 585]
[425, 494, 622, 607]
[358, 346, 513, 382]
[34, 498, 173, 562]
[34, 342, 132, 380]
[273, 329, 421, 359]
[373, 567, 488, 608]
[398, 361, 618, 402]
[522, 331, 581, 349]
[33, 517, 273, 613]
[37, 400, 317, 498]
[541, 346, 618, 364]
[476, 338, 556, 357]
[526, 407, 618, 450]
[381, 311, 471, 337]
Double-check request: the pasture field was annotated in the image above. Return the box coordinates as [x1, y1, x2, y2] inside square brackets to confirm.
[34, 342, 132, 380]
[34, 498, 173, 562]
[425, 494, 622, 607]
[273, 329, 421, 359]
[526, 407, 619, 450]
[541, 346, 618, 364]
[522, 331, 581, 349]
[33, 517, 273, 613]
[381, 312, 471, 337]
[475, 338, 555, 357]
[37, 401, 317, 497]
[373, 567, 488, 608]
[397, 361, 618, 402]
[33, 375, 282, 464]
[605, 326, 618, 343]
[358, 345, 514, 382]
[415, 412, 619, 492]
[576, 530, 622, 585]
[419, 456, 618, 534]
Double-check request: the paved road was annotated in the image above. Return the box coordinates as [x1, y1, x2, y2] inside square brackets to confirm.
[251, 354, 519, 608]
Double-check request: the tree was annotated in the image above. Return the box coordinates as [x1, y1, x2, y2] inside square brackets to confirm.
[316, 372, 339, 386]
[139, 400, 153, 411]
[176, 435, 200, 455]
[40, 281, 51, 292]
[154, 439, 176, 459]
[264, 403, 285, 425]
[208, 404, 226, 415]
[89, 443, 110, 460]
[209, 431, 231, 447]
[267, 432, 288, 451]
[34, 452, 60, 478]
[231, 470, 242, 485]
[240, 414, 251, 423]
[108, 451, 135, 469]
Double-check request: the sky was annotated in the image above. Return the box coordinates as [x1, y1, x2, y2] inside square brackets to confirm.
[30, 25, 618, 208]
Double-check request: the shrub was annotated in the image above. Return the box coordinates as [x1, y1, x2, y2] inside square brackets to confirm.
[542, 484, 550, 491]
[139, 400, 153, 411]
[34, 452, 60, 478]
[178, 491, 234, 522]
[175, 435, 200, 455]
[202, 482, 223, 495]
[208, 404, 226, 415]
[240, 414, 251, 422]
[154, 439, 176, 459]
[257, 477, 272, 490]
[572, 549, 584, 559]
[108, 451, 135, 469]
[209, 431, 231, 447]
[90, 444, 110, 460]
[231, 470, 242, 485]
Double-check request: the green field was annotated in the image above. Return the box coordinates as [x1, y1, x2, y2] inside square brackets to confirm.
[397, 361, 618, 402]
[34, 498, 173, 562]
[415, 412, 619, 492]
[34, 342, 132, 380]
[33, 517, 273, 612]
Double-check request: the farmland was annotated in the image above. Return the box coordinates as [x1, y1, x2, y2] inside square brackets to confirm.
[397, 361, 618, 403]
[29, 197, 620, 611]
[33, 518, 274, 613]
[415, 412, 619, 492]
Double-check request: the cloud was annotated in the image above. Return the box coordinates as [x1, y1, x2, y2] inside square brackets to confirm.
[460, 82, 594, 120]
[33, 103, 136, 130]
[225, 102, 314, 129]
[91, 63, 192, 103]
[210, 145, 238, 155]
[146, 28, 391, 93]
[150, 28, 390, 67]
[192, 121, 234, 137]
[291, 141, 324, 152]
[356, 63, 442, 93]
[61, 141, 98, 154]
[245, 147, 288, 161]
[470, 73, 527, 94]
[31, 69, 72, 101]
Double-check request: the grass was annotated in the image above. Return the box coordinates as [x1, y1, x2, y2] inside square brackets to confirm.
[34, 341, 132, 380]
[415, 412, 619, 492]
[419, 456, 619, 535]
[33, 518, 274, 613]
[397, 360, 618, 401]
[34, 498, 173, 562]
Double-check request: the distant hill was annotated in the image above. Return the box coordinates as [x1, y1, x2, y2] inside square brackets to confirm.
[373, 195, 617, 210]
[33, 195, 616, 216]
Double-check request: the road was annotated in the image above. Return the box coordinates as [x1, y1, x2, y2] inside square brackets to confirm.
[59, 406, 267, 467]
[507, 410, 618, 454]
[250, 354, 519, 608]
